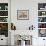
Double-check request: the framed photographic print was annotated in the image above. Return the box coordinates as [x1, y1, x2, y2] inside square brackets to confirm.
[17, 10, 29, 20]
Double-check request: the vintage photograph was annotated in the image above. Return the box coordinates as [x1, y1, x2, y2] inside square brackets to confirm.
[17, 10, 29, 20]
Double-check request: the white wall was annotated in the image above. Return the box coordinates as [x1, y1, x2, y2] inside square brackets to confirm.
[11, 0, 38, 30]
[11, 0, 38, 45]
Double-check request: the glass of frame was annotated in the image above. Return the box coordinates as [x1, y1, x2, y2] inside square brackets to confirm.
[17, 10, 29, 20]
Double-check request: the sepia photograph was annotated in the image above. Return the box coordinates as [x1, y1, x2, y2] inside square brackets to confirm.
[17, 10, 29, 20]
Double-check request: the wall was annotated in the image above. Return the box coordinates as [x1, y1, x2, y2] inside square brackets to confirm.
[11, 0, 38, 45]
[11, 0, 38, 30]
